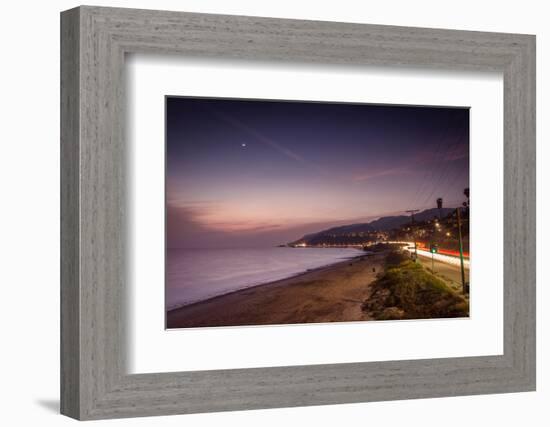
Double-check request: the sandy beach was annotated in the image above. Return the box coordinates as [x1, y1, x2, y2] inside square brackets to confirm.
[166, 252, 385, 329]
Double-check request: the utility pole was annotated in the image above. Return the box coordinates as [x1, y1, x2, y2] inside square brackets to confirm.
[430, 243, 438, 273]
[437, 198, 443, 220]
[456, 207, 468, 294]
[406, 209, 420, 262]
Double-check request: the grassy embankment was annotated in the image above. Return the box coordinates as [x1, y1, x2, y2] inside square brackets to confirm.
[362, 251, 469, 320]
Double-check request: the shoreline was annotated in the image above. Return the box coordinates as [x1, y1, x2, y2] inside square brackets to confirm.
[167, 251, 367, 312]
[166, 252, 384, 329]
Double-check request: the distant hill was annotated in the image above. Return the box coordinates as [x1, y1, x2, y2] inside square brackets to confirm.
[409, 207, 456, 223]
[290, 207, 456, 246]
[367, 215, 409, 231]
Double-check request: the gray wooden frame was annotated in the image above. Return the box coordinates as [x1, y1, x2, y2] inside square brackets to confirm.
[60, 5, 536, 420]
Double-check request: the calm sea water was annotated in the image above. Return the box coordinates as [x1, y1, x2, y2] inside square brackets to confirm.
[166, 247, 361, 310]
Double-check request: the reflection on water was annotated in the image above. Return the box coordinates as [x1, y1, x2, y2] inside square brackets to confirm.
[166, 247, 359, 310]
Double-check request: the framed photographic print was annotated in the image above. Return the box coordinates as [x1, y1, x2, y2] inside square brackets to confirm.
[164, 97, 471, 329]
[61, 6, 536, 420]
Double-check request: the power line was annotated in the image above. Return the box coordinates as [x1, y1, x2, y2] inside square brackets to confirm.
[407, 113, 457, 209]
[408, 114, 463, 209]
[414, 118, 468, 209]
[421, 141, 469, 208]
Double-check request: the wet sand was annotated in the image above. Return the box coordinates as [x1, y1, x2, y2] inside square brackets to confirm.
[166, 252, 385, 329]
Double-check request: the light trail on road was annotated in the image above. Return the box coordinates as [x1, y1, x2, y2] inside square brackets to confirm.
[384, 241, 470, 268]
[405, 242, 470, 269]
[411, 247, 470, 268]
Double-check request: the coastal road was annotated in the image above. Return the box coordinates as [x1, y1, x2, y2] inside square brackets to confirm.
[416, 254, 469, 293]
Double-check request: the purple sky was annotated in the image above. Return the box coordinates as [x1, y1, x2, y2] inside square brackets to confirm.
[166, 97, 469, 248]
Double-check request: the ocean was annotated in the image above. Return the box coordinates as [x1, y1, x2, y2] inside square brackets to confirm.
[166, 247, 361, 310]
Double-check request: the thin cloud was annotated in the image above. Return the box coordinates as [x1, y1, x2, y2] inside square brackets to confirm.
[209, 110, 340, 179]
[412, 140, 469, 164]
[211, 110, 306, 163]
[168, 201, 283, 233]
[352, 166, 414, 182]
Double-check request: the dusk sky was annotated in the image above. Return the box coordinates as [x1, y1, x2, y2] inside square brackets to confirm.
[166, 97, 469, 249]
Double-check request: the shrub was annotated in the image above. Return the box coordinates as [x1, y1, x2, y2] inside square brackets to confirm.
[362, 251, 469, 319]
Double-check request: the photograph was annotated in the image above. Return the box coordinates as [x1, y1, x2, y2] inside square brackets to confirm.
[165, 96, 470, 329]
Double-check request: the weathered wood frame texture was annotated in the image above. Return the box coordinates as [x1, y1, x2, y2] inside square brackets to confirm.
[60, 5, 536, 420]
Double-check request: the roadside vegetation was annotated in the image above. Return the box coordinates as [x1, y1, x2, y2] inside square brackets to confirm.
[362, 251, 469, 320]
